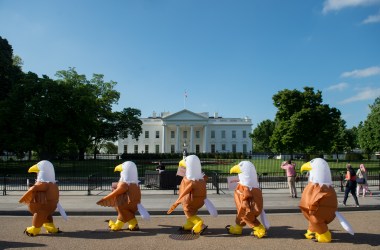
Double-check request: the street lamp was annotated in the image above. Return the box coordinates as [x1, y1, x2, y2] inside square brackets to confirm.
[183, 141, 187, 159]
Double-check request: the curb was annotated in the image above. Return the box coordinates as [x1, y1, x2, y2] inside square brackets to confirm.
[1, 205, 379, 216]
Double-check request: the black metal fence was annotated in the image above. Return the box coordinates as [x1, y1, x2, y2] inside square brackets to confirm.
[1, 155, 379, 195]
[2, 170, 379, 195]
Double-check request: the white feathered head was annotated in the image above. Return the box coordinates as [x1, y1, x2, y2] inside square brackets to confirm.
[179, 155, 204, 181]
[301, 158, 332, 186]
[115, 161, 139, 184]
[28, 160, 56, 183]
[230, 161, 259, 189]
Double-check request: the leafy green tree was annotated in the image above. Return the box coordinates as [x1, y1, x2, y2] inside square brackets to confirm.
[1, 38, 143, 159]
[250, 119, 275, 152]
[0, 37, 24, 154]
[270, 87, 341, 155]
[358, 97, 380, 157]
[55, 68, 142, 159]
[115, 108, 143, 140]
[101, 142, 118, 154]
[345, 126, 359, 152]
[330, 118, 347, 160]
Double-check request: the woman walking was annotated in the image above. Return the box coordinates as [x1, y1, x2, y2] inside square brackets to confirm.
[343, 164, 360, 207]
[356, 164, 371, 197]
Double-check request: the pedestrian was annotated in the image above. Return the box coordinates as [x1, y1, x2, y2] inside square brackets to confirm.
[281, 160, 297, 198]
[343, 164, 360, 207]
[356, 164, 371, 197]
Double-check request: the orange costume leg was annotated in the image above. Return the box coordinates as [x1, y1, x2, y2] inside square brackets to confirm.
[117, 204, 139, 231]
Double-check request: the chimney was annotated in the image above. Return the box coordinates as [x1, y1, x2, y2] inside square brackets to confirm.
[214, 112, 218, 118]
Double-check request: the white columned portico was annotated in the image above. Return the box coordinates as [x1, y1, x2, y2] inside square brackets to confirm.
[203, 125, 208, 153]
[190, 125, 194, 153]
[161, 123, 166, 153]
[176, 125, 180, 153]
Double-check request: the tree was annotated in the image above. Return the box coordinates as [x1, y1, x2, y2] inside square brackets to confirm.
[270, 87, 341, 155]
[250, 119, 275, 152]
[55, 68, 142, 159]
[330, 118, 347, 160]
[0, 37, 24, 154]
[100, 142, 118, 154]
[115, 108, 143, 140]
[358, 97, 380, 157]
[345, 126, 359, 152]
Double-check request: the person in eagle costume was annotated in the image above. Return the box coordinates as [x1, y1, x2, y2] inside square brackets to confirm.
[299, 158, 354, 243]
[97, 161, 150, 231]
[226, 161, 269, 238]
[19, 160, 61, 236]
[167, 155, 217, 234]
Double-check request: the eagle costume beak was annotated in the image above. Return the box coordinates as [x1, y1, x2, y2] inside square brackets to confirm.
[301, 162, 312, 173]
[179, 159, 186, 168]
[230, 164, 242, 174]
[28, 164, 39, 173]
[114, 164, 123, 172]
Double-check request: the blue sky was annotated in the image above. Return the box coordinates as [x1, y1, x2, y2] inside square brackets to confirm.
[1, 0, 379, 129]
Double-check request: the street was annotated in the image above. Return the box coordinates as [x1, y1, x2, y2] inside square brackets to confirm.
[0, 211, 379, 250]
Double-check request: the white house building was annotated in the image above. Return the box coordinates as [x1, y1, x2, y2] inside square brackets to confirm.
[118, 109, 253, 154]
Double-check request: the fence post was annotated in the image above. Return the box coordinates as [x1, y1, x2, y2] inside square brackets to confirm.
[87, 175, 91, 196]
[258, 174, 262, 189]
[3, 175, 6, 196]
[215, 172, 219, 195]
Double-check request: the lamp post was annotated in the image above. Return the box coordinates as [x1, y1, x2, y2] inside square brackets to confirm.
[183, 141, 187, 159]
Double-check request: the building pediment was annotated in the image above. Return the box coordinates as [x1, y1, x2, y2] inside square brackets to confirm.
[162, 109, 208, 122]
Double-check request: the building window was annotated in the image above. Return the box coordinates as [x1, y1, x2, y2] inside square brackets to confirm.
[195, 131, 200, 139]
[171, 145, 175, 153]
[171, 131, 175, 139]
[232, 130, 236, 139]
[123, 145, 128, 153]
[155, 145, 159, 154]
[221, 130, 226, 139]
[134, 145, 138, 154]
[242, 130, 247, 138]
[183, 130, 187, 139]
[232, 144, 236, 153]
[156, 131, 159, 138]
[196, 144, 200, 153]
[145, 145, 149, 153]
[222, 144, 226, 151]
[211, 144, 215, 153]
[211, 130, 215, 138]
[145, 131, 149, 138]
[243, 144, 247, 153]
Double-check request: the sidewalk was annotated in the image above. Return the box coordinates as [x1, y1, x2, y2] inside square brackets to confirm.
[1, 187, 379, 216]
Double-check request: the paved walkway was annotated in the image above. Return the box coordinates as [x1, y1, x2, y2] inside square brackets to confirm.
[1, 188, 379, 249]
[0, 188, 379, 216]
[1, 212, 379, 249]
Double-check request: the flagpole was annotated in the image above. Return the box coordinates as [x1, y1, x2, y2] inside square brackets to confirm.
[184, 90, 187, 109]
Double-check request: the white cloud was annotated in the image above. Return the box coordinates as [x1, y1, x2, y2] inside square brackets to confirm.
[362, 11, 380, 23]
[323, 0, 380, 14]
[340, 87, 380, 104]
[341, 66, 380, 78]
[326, 82, 349, 91]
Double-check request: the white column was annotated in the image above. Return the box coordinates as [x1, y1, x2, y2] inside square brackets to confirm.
[161, 124, 166, 153]
[176, 125, 180, 153]
[190, 125, 194, 153]
[203, 125, 208, 153]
